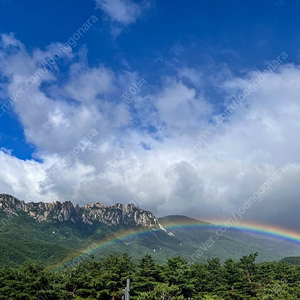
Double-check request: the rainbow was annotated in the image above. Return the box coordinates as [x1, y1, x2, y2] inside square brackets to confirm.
[52, 219, 300, 270]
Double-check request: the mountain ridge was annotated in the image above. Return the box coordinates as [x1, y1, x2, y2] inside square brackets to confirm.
[0, 193, 159, 228]
[1, 193, 300, 268]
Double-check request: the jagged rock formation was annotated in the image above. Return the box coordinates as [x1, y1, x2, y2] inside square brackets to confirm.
[0, 194, 160, 228]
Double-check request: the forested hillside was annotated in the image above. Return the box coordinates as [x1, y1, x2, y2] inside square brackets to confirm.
[1, 252, 300, 299]
[2, 195, 300, 268]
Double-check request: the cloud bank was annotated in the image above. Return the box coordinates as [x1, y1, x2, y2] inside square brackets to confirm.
[0, 34, 299, 229]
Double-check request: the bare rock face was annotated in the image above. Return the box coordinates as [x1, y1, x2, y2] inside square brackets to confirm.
[0, 194, 160, 228]
[23, 200, 77, 222]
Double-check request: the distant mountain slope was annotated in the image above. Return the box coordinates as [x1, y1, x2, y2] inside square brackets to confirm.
[159, 215, 300, 263]
[281, 256, 300, 265]
[159, 214, 209, 225]
[1, 194, 300, 268]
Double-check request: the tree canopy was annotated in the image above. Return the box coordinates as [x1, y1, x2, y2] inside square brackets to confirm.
[1, 252, 300, 299]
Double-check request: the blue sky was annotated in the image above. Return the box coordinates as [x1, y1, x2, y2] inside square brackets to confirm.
[0, 0, 299, 159]
[0, 0, 299, 229]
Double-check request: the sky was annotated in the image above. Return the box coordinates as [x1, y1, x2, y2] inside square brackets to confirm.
[0, 0, 300, 230]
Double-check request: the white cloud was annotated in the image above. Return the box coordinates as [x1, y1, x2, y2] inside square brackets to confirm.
[0, 34, 300, 229]
[0, 32, 24, 49]
[65, 63, 115, 103]
[178, 68, 203, 88]
[0, 151, 56, 203]
[95, 0, 143, 25]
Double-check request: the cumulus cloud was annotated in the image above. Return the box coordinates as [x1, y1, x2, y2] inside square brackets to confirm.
[0, 32, 24, 49]
[95, 0, 146, 25]
[0, 34, 299, 229]
[65, 63, 115, 103]
[0, 151, 55, 203]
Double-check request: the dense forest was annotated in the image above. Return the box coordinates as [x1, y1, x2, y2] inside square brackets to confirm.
[1, 252, 300, 299]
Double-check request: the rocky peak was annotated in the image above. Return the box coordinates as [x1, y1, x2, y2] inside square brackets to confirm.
[0, 194, 160, 228]
[0, 194, 24, 214]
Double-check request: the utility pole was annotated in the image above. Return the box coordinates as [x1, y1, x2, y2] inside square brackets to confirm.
[122, 279, 130, 300]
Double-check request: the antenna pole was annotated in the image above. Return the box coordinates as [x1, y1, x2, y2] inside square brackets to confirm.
[122, 279, 130, 300]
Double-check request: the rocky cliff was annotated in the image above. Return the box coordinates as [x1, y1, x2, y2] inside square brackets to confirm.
[0, 194, 159, 228]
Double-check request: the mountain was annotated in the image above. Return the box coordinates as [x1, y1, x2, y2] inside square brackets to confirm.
[159, 215, 300, 262]
[0, 193, 159, 227]
[0, 193, 185, 267]
[1, 193, 300, 268]
[281, 256, 300, 265]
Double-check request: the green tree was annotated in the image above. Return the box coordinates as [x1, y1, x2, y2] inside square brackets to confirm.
[131, 254, 161, 298]
[238, 252, 258, 298]
[137, 283, 184, 300]
[189, 262, 209, 297]
[223, 258, 246, 300]
[100, 253, 135, 300]
[0, 262, 62, 299]
[204, 258, 226, 295]
[61, 258, 104, 299]
[162, 256, 194, 298]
